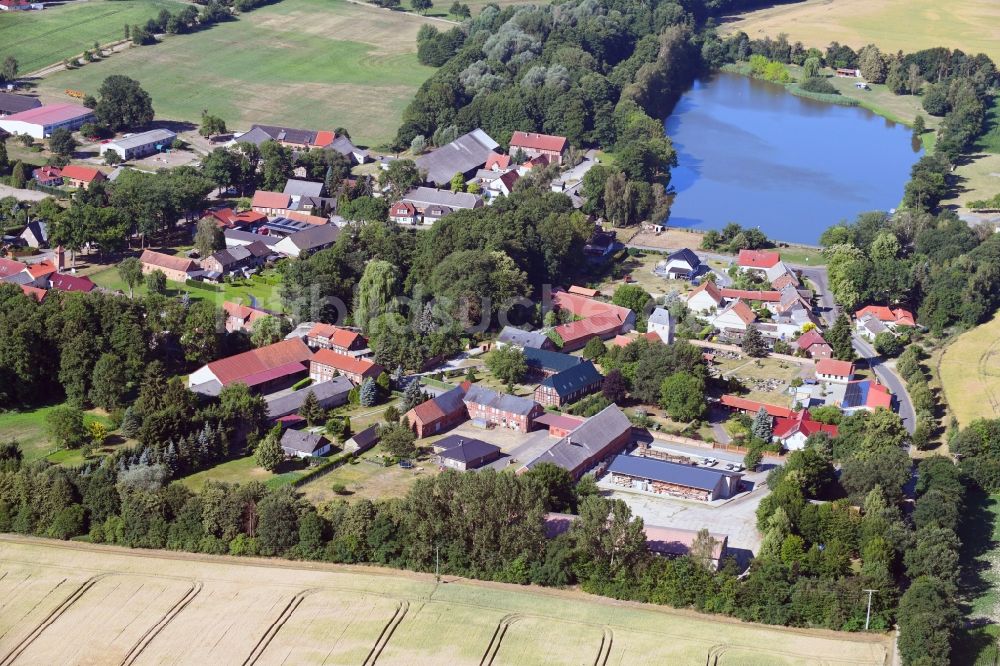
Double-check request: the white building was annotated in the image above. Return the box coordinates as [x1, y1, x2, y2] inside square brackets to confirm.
[99, 129, 176, 160]
[647, 307, 674, 344]
[0, 103, 94, 139]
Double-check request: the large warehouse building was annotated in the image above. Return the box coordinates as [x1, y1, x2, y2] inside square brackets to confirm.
[0, 103, 94, 138]
[605, 455, 743, 501]
[100, 129, 176, 160]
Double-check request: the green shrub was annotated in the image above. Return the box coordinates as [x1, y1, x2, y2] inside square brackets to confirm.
[798, 76, 838, 95]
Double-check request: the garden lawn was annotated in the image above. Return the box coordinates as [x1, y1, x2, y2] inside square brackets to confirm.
[89, 265, 284, 310]
[297, 444, 439, 505]
[178, 453, 286, 491]
[33, 0, 438, 146]
[0, 0, 185, 73]
[0, 404, 114, 462]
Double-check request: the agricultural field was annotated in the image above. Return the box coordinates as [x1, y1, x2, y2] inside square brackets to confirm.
[32, 0, 438, 146]
[0, 0, 185, 73]
[0, 536, 893, 665]
[723, 0, 1000, 65]
[939, 313, 1000, 427]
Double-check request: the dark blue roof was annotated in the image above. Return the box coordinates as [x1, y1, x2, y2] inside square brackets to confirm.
[607, 455, 740, 491]
[540, 361, 602, 398]
[524, 347, 582, 373]
[667, 248, 701, 268]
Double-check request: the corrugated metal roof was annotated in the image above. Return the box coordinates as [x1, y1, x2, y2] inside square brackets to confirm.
[607, 455, 740, 491]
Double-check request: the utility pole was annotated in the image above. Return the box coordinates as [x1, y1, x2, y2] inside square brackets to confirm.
[863, 589, 877, 630]
[435, 545, 440, 582]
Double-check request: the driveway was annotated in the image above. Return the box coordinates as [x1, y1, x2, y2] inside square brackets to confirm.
[853, 334, 916, 434]
[799, 266, 836, 326]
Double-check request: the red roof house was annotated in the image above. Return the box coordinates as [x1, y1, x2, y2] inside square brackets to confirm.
[855, 305, 916, 328]
[738, 249, 781, 270]
[772, 410, 838, 450]
[389, 201, 418, 224]
[250, 190, 292, 216]
[484, 153, 511, 171]
[794, 329, 832, 359]
[720, 288, 781, 302]
[509, 131, 568, 165]
[0, 257, 27, 279]
[305, 323, 367, 354]
[49, 273, 95, 293]
[815, 358, 854, 383]
[310, 348, 383, 385]
[206, 208, 267, 229]
[61, 165, 105, 189]
[19, 285, 46, 302]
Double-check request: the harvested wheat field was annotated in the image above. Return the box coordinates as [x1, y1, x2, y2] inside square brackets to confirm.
[724, 0, 1000, 65]
[940, 313, 1000, 426]
[0, 536, 892, 665]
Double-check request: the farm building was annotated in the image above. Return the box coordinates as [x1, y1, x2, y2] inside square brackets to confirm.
[280, 429, 332, 458]
[462, 385, 542, 432]
[305, 323, 368, 355]
[0, 92, 41, 116]
[344, 425, 380, 454]
[550, 289, 635, 333]
[0, 103, 94, 138]
[265, 377, 353, 421]
[48, 273, 95, 293]
[533, 412, 584, 438]
[553, 315, 627, 352]
[497, 326, 553, 350]
[222, 300, 270, 333]
[201, 241, 270, 276]
[720, 395, 795, 419]
[534, 360, 603, 408]
[204, 208, 267, 229]
[273, 224, 340, 257]
[521, 404, 632, 479]
[415, 128, 499, 187]
[224, 228, 281, 252]
[139, 249, 198, 283]
[251, 191, 292, 218]
[524, 346, 582, 377]
[433, 435, 502, 471]
[405, 383, 469, 438]
[309, 349, 383, 385]
[391, 187, 483, 225]
[100, 129, 176, 160]
[60, 165, 105, 190]
[509, 131, 568, 165]
[605, 455, 743, 502]
[188, 338, 313, 397]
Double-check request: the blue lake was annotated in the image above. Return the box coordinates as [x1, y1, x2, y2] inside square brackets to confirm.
[663, 71, 922, 245]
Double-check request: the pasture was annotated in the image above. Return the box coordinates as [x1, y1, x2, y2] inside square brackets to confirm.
[0, 536, 893, 665]
[0, 0, 185, 73]
[723, 0, 1000, 65]
[33, 0, 438, 146]
[940, 313, 1000, 426]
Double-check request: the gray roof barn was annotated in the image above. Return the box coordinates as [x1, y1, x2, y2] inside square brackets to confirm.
[224, 228, 281, 248]
[415, 129, 499, 186]
[345, 425, 380, 453]
[523, 347, 582, 373]
[539, 361, 603, 399]
[401, 186, 482, 211]
[463, 385, 539, 416]
[280, 429, 329, 456]
[522, 404, 632, 477]
[278, 224, 340, 253]
[0, 93, 42, 116]
[498, 326, 550, 350]
[606, 455, 741, 490]
[266, 377, 353, 420]
[435, 435, 501, 468]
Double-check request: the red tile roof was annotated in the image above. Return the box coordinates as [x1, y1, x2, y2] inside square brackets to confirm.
[687, 280, 723, 304]
[551, 290, 631, 323]
[771, 273, 798, 290]
[794, 329, 827, 350]
[286, 211, 328, 226]
[720, 395, 795, 419]
[0, 257, 27, 278]
[140, 249, 197, 274]
[49, 273, 95, 292]
[391, 202, 416, 217]
[205, 338, 312, 386]
[241, 361, 308, 388]
[61, 165, 104, 183]
[738, 249, 781, 269]
[311, 348, 382, 378]
[4, 103, 91, 125]
[307, 323, 364, 349]
[206, 208, 267, 228]
[816, 359, 854, 378]
[510, 131, 568, 153]
[484, 153, 511, 170]
[223, 301, 269, 326]
[554, 313, 623, 346]
[251, 190, 291, 210]
[19, 285, 46, 302]
[567, 285, 599, 297]
[25, 261, 56, 280]
[865, 382, 893, 409]
[727, 300, 757, 325]
[721, 288, 781, 302]
[314, 130, 335, 147]
[773, 410, 839, 440]
[855, 305, 915, 327]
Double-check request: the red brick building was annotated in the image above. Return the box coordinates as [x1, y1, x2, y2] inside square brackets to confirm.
[310, 349, 383, 385]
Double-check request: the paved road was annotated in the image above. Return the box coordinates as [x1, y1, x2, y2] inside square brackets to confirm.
[853, 334, 916, 434]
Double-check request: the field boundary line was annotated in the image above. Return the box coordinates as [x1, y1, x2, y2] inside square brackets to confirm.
[363, 599, 409, 665]
[120, 580, 203, 666]
[241, 588, 318, 665]
[0, 573, 108, 666]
